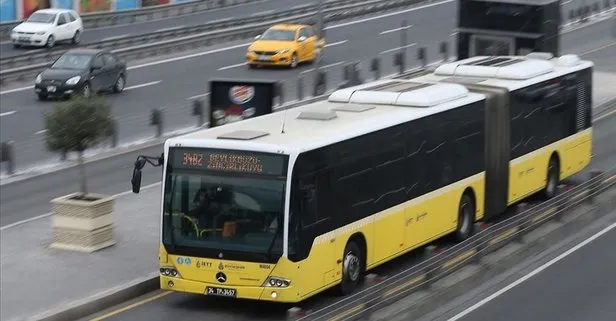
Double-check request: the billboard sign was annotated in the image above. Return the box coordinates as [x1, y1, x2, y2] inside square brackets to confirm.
[209, 79, 277, 127]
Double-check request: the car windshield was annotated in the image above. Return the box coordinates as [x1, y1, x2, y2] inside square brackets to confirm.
[51, 54, 92, 70]
[260, 29, 295, 41]
[162, 170, 286, 260]
[26, 13, 56, 24]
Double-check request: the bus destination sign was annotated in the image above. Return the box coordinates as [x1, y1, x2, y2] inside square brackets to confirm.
[172, 148, 286, 175]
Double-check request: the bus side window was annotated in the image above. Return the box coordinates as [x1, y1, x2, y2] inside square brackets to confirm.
[299, 172, 331, 228]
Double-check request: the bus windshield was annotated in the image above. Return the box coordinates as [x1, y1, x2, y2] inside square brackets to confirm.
[162, 148, 288, 261]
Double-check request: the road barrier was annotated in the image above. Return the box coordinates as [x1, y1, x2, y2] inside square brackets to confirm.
[0, 0, 268, 41]
[2, 0, 611, 84]
[290, 166, 616, 321]
[0, 0, 407, 74]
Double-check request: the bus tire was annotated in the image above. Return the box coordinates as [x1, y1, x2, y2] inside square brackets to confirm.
[339, 240, 363, 295]
[454, 193, 475, 242]
[542, 156, 560, 199]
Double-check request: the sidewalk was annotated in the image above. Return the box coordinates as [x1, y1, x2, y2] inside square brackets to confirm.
[0, 184, 162, 321]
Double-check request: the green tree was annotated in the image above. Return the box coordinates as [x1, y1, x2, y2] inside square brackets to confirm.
[44, 96, 112, 196]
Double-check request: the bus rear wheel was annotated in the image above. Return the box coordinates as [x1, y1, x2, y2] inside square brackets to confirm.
[454, 193, 475, 242]
[339, 240, 363, 295]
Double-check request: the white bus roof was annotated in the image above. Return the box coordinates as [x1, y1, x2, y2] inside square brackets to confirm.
[414, 53, 593, 91]
[167, 54, 592, 155]
[167, 80, 484, 155]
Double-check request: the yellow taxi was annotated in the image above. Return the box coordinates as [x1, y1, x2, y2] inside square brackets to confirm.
[246, 24, 325, 68]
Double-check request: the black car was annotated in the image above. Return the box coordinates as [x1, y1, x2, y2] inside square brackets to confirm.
[34, 48, 127, 100]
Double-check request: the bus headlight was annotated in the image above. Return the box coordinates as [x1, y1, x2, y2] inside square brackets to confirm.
[263, 277, 291, 288]
[160, 266, 181, 278]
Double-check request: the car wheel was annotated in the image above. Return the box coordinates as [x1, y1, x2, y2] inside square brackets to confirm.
[290, 53, 298, 68]
[46, 35, 55, 48]
[13, 44, 21, 49]
[81, 82, 91, 98]
[247, 64, 256, 69]
[37, 93, 48, 101]
[71, 31, 80, 45]
[113, 74, 125, 93]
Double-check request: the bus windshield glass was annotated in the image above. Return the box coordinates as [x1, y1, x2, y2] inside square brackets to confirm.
[162, 148, 288, 261]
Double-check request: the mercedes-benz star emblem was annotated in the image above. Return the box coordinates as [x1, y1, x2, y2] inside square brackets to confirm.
[216, 272, 227, 283]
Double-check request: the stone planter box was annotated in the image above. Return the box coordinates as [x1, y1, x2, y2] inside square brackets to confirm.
[50, 193, 115, 252]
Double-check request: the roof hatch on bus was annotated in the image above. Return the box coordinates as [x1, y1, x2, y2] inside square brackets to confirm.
[328, 80, 469, 107]
[296, 110, 338, 121]
[217, 130, 270, 140]
[434, 56, 554, 80]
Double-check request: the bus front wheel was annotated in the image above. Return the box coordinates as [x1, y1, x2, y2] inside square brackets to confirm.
[454, 193, 475, 242]
[339, 240, 363, 295]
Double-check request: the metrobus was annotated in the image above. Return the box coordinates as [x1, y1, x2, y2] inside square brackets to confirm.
[130, 53, 593, 303]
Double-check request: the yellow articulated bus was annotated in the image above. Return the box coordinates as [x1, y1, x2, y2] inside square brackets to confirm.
[131, 53, 593, 303]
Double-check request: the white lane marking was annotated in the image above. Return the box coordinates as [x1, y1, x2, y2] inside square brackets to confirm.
[379, 42, 417, 55]
[379, 25, 413, 35]
[561, 0, 572, 5]
[0, 87, 33, 95]
[0, 182, 162, 231]
[326, 40, 348, 47]
[291, 3, 313, 9]
[0, 111, 17, 117]
[325, 0, 453, 30]
[35, 129, 47, 135]
[187, 92, 210, 100]
[446, 221, 616, 321]
[124, 80, 162, 91]
[210, 17, 233, 23]
[450, 32, 458, 37]
[252, 10, 274, 16]
[156, 25, 186, 33]
[218, 62, 247, 71]
[300, 61, 346, 74]
[102, 34, 129, 41]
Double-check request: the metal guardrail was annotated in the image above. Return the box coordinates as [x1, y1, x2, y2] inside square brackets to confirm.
[0, 0, 429, 83]
[0, 0, 376, 70]
[295, 166, 616, 321]
[0, 0, 267, 40]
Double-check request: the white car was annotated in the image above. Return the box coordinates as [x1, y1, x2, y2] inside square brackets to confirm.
[11, 8, 84, 49]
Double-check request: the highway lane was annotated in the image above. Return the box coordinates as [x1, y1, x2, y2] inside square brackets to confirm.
[441, 219, 616, 321]
[80, 111, 616, 321]
[0, 0, 610, 173]
[0, 0, 585, 58]
[0, 0, 460, 172]
[0, 0, 311, 58]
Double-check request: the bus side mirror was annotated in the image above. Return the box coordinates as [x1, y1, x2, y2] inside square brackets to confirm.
[131, 168, 142, 194]
[131, 158, 147, 194]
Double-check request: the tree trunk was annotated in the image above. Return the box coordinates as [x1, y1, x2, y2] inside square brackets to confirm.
[78, 151, 88, 196]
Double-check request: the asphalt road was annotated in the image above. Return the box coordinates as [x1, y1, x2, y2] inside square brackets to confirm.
[0, 0, 313, 58]
[0, 0, 603, 173]
[435, 218, 616, 321]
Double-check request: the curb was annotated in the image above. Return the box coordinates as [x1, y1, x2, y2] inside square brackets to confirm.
[29, 273, 160, 321]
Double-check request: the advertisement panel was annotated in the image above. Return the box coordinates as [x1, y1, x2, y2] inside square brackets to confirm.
[23, 0, 51, 19]
[115, 0, 139, 9]
[53, 0, 74, 9]
[209, 79, 277, 127]
[80, 0, 112, 13]
[0, 0, 17, 21]
[141, 0, 170, 7]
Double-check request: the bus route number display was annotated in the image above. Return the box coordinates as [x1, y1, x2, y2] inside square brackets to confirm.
[173, 148, 285, 175]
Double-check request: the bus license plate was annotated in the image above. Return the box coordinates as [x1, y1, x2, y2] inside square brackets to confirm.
[206, 286, 236, 297]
